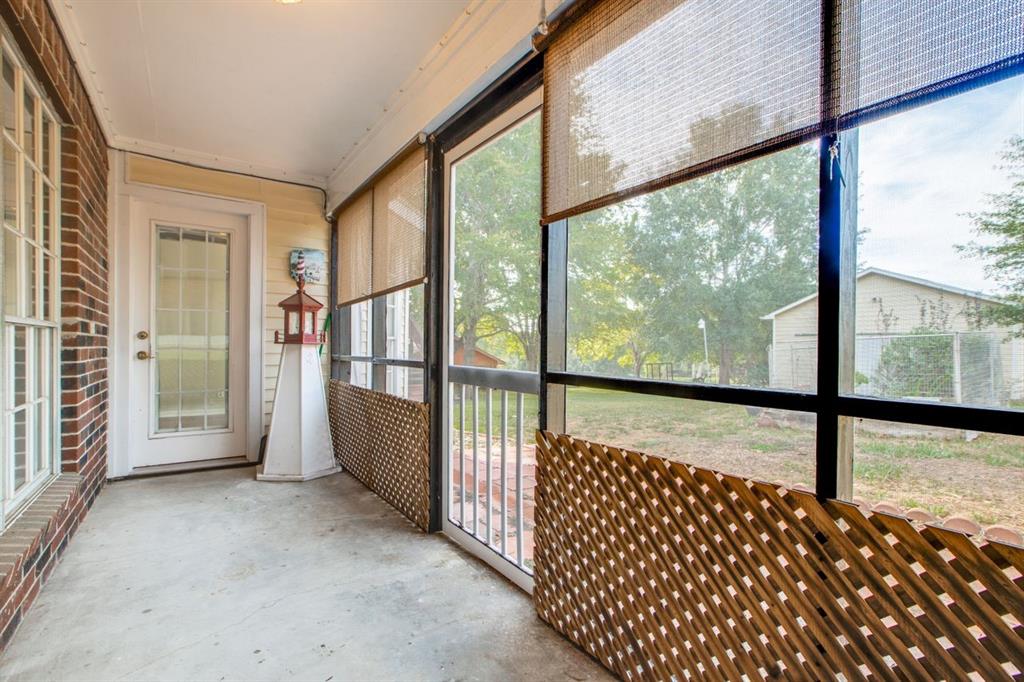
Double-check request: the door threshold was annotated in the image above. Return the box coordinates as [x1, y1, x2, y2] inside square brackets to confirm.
[112, 457, 255, 481]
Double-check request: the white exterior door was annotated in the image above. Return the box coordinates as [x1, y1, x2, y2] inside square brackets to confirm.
[127, 201, 248, 468]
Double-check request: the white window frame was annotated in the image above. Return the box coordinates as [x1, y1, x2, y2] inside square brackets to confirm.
[0, 34, 62, 531]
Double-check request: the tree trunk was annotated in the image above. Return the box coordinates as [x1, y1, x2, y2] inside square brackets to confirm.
[463, 324, 477, 366]
[524, 337, 539, 372]
[630, 342, 647, 378]
[718, 344, 733, 385]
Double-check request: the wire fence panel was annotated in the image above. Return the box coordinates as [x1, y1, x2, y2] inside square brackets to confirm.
[772, 330, 1023, 407]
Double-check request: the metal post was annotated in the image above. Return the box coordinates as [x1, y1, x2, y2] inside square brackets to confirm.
[472, 385, 479, 537]
[426, 136, 446, 532]
[500, 390, 508, 556]
[953, 332, 963, 404]
[515, 392, 524, 566]
[486, 387, 493, 545]
[540, 219, 568, 434]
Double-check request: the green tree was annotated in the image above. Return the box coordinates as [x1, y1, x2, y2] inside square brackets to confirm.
[961, 135, 1024, 334]
[637, 108, 819, 384]
[451, 116, 542, 370]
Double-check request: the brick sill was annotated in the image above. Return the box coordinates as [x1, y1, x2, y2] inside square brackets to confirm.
[0, 473, 92, 650]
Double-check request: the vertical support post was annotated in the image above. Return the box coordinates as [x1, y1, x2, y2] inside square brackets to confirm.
[371, 294, 386, 391]
[540, 219, 568, 434]
[515, 391, 524, 566]
[426, 136, 446, 532]
[486, 387, 493, 544]
[817, 132, 842, 501]
[836, 129, 859, 500]
[816, 0, 842, 500]
[459, 383, 465, 526]
[328, 216, 340, 380]
[952, 332, 963, 404]
[500, 389, 508, 556]
[336, 306, 352, 383]
[472, 385, 479, 537]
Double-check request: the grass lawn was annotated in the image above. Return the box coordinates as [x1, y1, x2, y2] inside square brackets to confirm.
[447, 385, 1023, 532]
[564, 387, 1024, 532]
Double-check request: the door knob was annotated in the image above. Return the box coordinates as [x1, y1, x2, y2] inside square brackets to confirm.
[136, 350, 154, 360]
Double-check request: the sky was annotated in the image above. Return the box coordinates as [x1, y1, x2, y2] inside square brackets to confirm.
[847, 75, 1023, 294]
[574, 3, 1023, 296]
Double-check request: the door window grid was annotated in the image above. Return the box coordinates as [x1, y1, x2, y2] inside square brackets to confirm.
[0, 38, 60, 525]
[154, 225, 231, 434]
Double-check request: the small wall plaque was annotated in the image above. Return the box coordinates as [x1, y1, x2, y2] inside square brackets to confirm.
[289, 248, 326, 284]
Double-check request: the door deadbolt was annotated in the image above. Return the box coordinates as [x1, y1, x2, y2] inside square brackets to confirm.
[136, 330, 149, 340]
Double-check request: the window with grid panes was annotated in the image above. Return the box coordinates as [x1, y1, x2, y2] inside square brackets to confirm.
[0, 38, 60, 529]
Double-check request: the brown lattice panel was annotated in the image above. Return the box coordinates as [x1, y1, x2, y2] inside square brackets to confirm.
[533, 430, 1024, 681]
[327, 380, 430, 531]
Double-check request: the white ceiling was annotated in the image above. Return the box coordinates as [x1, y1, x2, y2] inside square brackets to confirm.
[52, 0, 473, 185]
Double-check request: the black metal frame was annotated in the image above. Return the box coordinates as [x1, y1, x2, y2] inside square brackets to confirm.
[531, 2, 1024, 504]
[423, 52, 545, 532]
[328, 12, 1024, 533]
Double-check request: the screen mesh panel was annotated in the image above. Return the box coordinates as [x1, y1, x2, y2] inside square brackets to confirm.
[542, 0, 1024, 223]
[542, 0, 822, 222]
[337, 190, 373, 306]
[372, 149, 427, 295]
[837, 0, 1024, 120]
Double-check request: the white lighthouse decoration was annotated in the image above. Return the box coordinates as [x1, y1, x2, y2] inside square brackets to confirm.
[257, 252, 340, 481]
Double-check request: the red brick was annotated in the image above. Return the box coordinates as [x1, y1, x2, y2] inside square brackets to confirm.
[0, 0, 109, 652]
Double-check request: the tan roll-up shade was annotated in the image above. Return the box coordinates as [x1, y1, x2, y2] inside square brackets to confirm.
[336, 190, 373, 306]
[542, 0, 822, 223]
[542, 0, 1024, 225]
[371, 148, 427, 296]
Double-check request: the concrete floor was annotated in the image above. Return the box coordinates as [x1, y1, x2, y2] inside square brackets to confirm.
[0, 468, 610, 681]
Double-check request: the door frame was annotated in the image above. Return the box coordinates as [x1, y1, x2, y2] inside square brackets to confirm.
[440, 90, 542, 593]
[108, 152, 266, 478]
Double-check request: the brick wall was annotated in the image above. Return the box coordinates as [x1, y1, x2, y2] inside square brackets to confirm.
[0, 0, 109, 649]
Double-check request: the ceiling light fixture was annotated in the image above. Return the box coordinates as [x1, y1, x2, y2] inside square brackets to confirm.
[275, 0, 302, 4]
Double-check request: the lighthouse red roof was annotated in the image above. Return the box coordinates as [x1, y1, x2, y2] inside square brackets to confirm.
[277, 287, 323, 310]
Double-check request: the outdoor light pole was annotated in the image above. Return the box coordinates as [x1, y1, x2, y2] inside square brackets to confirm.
[698, 318, 709, 366]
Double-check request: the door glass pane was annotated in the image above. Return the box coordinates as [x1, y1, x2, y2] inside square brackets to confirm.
[207, 391, 228, 429]
[207, 232, 228, 271]
[180, 392, 205, 430]
[157, 393, 180, 432]
[154, 225, 231, 433]
[208, 312, 228, 349]
[181, 270, 206, 310]
[157, 348, 180, 393]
